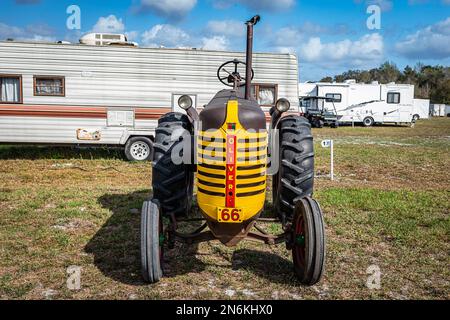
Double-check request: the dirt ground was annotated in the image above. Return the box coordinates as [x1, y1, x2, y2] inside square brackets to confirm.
[0, 118, 449, 300]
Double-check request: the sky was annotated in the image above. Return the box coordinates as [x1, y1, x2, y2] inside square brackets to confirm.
[0, 0, 449, 81]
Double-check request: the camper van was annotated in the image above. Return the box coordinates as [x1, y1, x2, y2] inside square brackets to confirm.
[0, 36, 299, 161]
[299, 81, 416, 126]
[412, 99, 431, 120]
[431, 104, 447, 117]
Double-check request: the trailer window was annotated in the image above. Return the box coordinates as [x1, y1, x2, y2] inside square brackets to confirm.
[253, 84, 278, 106]
[325, 93, 342, 103]
[239, 84, 277, 106]
[387, 92, 400, 104]
[34, 76, 65, 96]
[0, 75, 22, 104]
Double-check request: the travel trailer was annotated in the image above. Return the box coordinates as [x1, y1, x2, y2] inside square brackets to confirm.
[412, 99, 430, 120]
[0, 36, 299, 161]
[431, 104, 447, 117]
[299, 81, 416, 126]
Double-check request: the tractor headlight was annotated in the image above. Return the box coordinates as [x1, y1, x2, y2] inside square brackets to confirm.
[276, 98, 290, 112]
[178, 95, 193, 110]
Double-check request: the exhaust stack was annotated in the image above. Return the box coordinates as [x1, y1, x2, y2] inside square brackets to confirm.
[245, 15, 260, 100]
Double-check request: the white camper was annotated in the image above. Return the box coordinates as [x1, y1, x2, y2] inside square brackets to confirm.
[431, 104, 447, 117]
[412, 99, 430, 120]
[299, 81, 415, 126]
[0, 37, 299, 160]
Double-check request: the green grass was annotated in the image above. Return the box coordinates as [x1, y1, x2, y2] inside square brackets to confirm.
[0, 118, 449, 299]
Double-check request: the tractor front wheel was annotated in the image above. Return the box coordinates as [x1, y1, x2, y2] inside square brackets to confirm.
[141, 200, 163, 283]
[292, 197, 325, 286]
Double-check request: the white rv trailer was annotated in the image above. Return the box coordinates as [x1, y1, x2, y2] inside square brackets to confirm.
[299, 81, 415, 126]
[0, 37, 299, 160]
[431, 104, 447, 117]
[412, 99, 430, 120]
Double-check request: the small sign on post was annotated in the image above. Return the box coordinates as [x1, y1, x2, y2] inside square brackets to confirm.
[321, 139, 334, 181]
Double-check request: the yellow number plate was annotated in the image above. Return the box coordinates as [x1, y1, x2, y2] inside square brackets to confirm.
[217, 207, 243, 223]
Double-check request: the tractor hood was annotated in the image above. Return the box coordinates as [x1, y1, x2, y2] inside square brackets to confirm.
[199, 89, 266, 131]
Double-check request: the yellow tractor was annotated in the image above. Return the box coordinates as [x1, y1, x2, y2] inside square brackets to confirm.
[141, 15, 325, 286]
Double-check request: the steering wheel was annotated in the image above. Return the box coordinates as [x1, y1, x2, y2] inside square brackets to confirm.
[217, 59, 254, 87]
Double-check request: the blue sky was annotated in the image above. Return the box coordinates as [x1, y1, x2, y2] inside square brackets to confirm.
[1, 0, 449, 81]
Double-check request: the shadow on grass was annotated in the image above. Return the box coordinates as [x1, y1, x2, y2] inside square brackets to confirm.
[231, 249, 297, 285]
[0, 145, 124, 160]
[85, 190, 205, 286]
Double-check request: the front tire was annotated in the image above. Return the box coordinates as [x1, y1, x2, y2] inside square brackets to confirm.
[141, 200, 163, 283]
[292, 197, 325, 286]
[273, 116, 314, 222]
[152, 113, 193, 217]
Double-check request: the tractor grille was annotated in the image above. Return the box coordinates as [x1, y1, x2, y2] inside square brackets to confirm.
[197, 133, 267, 202]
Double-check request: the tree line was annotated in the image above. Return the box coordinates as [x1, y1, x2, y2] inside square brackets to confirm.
[320, 62, 450, 104]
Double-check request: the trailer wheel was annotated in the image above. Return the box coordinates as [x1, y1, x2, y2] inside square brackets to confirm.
[412, 114, 420, 122]
[152, 112, 193, 217]
[292, 197, 325, 286]
[125, 137, 153, 161]
[273, 115, 314, 222]
[363, 117, 374, 127]
[141, 200, 163, 283]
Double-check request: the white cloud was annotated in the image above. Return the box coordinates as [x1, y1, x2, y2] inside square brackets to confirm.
[395, 17, 450, 59]
[137, 0, 197, 19]
[92, 15, 125, 33]
[125, 31, 139, 42]
[298, 33, 384, 65]
[141, 24, 190, 48]
[0, 22, 56, 42]
[206, 20, 245, 37]
[213, 0, 295, 11]
[201, 36, 229, 51]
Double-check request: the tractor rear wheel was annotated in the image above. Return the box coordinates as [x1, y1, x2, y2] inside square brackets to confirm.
[152, 112, 194, 217]
[292, 197, 325, 286]
[273, 115, 314, 222]
[141, 200, 163, 283]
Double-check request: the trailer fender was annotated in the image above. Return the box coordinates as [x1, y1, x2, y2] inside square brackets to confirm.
[120, 130, 155, 145]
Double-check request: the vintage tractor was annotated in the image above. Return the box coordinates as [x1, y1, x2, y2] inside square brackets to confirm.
[141, 16, 325, 286]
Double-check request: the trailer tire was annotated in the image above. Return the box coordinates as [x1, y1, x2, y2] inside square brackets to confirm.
[363, 117, 374, 127]
[273, 115, 314, 222]
[125, 137, 153, 161]
[152, 112, 194, 217]
[412, 114, 420, 121]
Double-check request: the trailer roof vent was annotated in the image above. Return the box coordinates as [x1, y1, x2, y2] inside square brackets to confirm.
[344, 79, 357, 84]
[371, 81, 379, 85]
[79, 33, 136, 46]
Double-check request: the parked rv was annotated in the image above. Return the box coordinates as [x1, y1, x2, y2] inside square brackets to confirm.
[431, 104, 447, 117]
[299, 80, 416, 127]
[0, 35, 299, 161]
[412, 99, 431, 120]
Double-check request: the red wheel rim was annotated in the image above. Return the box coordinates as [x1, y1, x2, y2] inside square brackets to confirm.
[293, 213, 306, 269]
